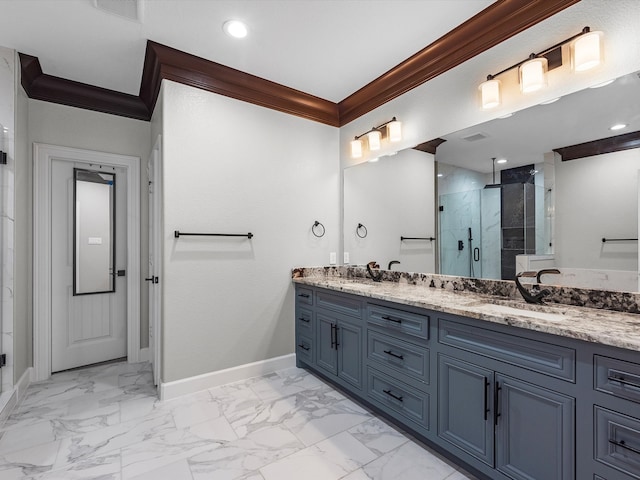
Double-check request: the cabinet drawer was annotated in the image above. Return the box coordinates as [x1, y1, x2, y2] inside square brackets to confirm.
[296, 287, 314, 306]
[296, 334, 313, 365]
[367, 303, 429, 340]
[316, 290, 362, 318]
[438, 318, 575, 382]
[595, 355, 640, 404]
[367, 330, 429, 385]
[595, 406, 640, 479]
[367, 367, 429, 430]
[296, 308, 313, 335]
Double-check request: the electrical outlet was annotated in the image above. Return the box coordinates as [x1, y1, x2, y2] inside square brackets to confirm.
[329, 252, 337, 265]
[344, 252, 350, 264]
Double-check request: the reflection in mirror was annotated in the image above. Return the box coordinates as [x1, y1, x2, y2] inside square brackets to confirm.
[436, 70, 640, 291]
[74, 169, 115, 295]
[343, 71, 640, 292]
[344, 149, 435, 273]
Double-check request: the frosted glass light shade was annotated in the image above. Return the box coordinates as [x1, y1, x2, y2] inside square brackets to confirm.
[572, 31, 603, 72]
[367, 130, 382, 151]
[479, 78, 501, 109]
[350, 139, 363, 158]
[387, 120, 402, 142]
[520, 57, 547, 93]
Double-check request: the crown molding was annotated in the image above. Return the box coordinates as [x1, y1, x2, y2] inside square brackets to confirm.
[337, 0, 580, 125]
[19, 0, 579, 126]
[19, 53, 150, 121]
[554, 130, 640, 161]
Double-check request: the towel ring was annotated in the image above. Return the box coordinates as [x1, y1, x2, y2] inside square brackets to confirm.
[312, 220, 325, 238]
[356, 223, 368, 238]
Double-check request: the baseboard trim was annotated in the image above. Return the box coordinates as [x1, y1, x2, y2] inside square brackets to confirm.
[159, 353, 296, 401]
[0, 367, 32, 427]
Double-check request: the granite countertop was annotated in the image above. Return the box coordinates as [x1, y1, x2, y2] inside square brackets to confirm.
[293, 276, 640, 352]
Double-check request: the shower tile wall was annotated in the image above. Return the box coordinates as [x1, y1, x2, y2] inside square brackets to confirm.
[480, 188, 501, 279]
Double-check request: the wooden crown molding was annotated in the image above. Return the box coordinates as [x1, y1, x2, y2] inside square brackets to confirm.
[19, 53, 150, 121]
[19, 0, 579, 126]
[414, 138, 447, 155]
[553, 130, 640, 161]
[139, 41, 340, 127]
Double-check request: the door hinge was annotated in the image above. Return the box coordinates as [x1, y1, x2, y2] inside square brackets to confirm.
[0, 354, 6, 368]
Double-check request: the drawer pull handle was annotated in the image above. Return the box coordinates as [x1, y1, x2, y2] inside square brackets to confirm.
[298, 293, 310, 298]
[298, 317, 310, 323]
[383, 350, 404, 360]
[609, 439, 640, 456]
[383, 389, 403, 402]
[382, 315, 402, 324]
[608, 375, 640, 389]
[298, 344, 310, 351]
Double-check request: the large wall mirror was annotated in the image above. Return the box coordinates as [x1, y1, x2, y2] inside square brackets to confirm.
[344, 70, 640, 292]
[74, 168, 116, 295]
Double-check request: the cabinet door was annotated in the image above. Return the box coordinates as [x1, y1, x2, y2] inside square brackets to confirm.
[337, 320, 363, 389]
[316, 313, 337, 376]
[495, 374, 575, 480]
[438, 355, 495, 466]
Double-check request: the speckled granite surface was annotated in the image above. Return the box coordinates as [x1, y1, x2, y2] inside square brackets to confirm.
[292, 266, 640, 352]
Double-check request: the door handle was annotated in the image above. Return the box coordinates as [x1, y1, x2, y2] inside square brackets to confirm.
[144, 276, 159, 284]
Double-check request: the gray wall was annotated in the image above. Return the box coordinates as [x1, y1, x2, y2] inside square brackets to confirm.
[161, 80, 340, 382]
[28, 99, 152, 348]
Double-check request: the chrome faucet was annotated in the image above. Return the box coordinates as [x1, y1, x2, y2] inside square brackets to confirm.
[366, 261, 383, 282]
[515, 269, 560, 304]
[388, 260, 401, 270]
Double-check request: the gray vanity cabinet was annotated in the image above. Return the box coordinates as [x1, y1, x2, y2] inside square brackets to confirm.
[316, 311, 363, 390]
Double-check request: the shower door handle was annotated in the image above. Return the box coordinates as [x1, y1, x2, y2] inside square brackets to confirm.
[474, 248, 480, 262]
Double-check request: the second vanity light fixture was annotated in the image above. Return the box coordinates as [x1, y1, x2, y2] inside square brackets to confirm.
[350, 117, 402, 158]
[479, 26, 603, 109]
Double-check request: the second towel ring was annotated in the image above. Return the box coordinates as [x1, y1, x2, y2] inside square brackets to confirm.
[312, 220, 325, 238]
[356, 223, 368, 238]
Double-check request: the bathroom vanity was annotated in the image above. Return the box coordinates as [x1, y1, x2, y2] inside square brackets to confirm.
[293, 268, 640, 480]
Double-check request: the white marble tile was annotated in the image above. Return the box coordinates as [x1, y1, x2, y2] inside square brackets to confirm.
[347, 417, 409, 456]
[0, 418, 58, 454]
[283, 389, 371, 446]
[0, 438, 61, 479]
[188, 425, 302, 480]
[128, 458, 192, 480]
[28, 451, 121, 480]
[226, 392, 300, 438]
[121, 416, 236, 479]
[260, 430, 376, 480]
[446, 470, 477, 480]
[249, 367, 323, 401]
[361, 441, 458, 480]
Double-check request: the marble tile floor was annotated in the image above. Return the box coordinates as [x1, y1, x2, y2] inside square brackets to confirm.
[0, 361, 478, 480]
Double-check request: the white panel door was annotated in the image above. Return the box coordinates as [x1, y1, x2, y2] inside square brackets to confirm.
[51, 159, 127, 372]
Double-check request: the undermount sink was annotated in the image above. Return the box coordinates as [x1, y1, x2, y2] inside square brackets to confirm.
[473, 302, 568, 322]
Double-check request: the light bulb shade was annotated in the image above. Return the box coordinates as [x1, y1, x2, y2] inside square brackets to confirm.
[387, 120, 402, 142]
[572, 30, 603, 72]
[350, 139, 363, 158]
[519, 57, 548, 93]
[367, 130, 382, 151]
[479, 78, 501, 109]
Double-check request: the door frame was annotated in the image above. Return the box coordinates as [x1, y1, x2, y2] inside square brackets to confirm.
[33, 143, 141, 382]
[148, 135, 162, 386]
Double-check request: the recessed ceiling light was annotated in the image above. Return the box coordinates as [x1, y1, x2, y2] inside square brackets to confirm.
[590, 79, 615, 88]
[610, 123, 627, 131]
[496, 158, 507, 164]
[540, 97, 560, 105]
[368, 157, 379, 163]
[223, 20, 248, 39]
[437, 173, 443, 177]
[498, 113, 513, 119]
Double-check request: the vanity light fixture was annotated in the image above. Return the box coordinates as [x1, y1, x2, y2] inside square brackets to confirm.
[479, 26, 603, 109]
[350, 117, 403, 159]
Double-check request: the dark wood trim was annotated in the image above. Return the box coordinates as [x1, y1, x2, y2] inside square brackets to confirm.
[554, 131, 640, 161]
[20, 0, 578, 126]
[414, 138, 447, 155]
[19, 54, 150, 121]
[140, 41, 340, 127]
[338, 0, 580, 125]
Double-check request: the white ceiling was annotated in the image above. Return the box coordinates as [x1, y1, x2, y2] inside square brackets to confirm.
[436, 70, 640, 173]
[0, 0, 494, 102]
